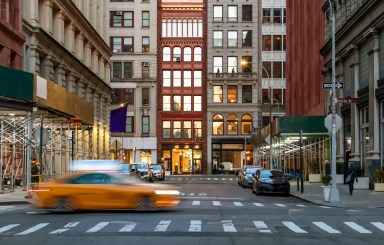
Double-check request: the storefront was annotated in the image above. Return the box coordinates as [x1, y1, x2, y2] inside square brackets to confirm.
[161, 144, 203, 175]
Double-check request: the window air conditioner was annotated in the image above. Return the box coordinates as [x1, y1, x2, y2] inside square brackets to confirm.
[142, 62, 150, 67]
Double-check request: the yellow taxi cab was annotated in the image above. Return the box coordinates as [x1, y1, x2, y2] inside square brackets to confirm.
[32, 172, 180, 212]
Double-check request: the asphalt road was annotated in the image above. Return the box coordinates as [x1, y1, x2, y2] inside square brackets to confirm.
[1, 176, 384, 245]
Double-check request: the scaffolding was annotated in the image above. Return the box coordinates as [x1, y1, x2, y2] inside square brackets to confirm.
[0, 113, 94, 192]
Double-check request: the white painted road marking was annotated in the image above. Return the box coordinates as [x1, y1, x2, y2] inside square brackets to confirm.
[371, 222, 384, 231]
[0, 224, 19, 233]
[119, 222, 137, 232]
[192, 201, 200, 205]
[189, 220, 201, 232]
[86, 222, 109, 233]
[344, 222, 372, 233]
[313, 222, 340, 234]
[154, 220, 171, 232]
[253, 203, 264, 207]
[16, 223, 50, 235]
[213, 201, 221, 206]
[282, 221, 307, 233]
[233, 202, 243, 206]
[253, 221, 271, 233]
[222, 220, 236, 232]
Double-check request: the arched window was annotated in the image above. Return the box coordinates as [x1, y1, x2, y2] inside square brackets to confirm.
[172, 19, 177, 37]
[241, 114, 252, 134]
[198, 19, 203, 37]
[227, 114, 238, 135]
[162, 19, 167, 37]
[192, 19, 198, 37]
[177, 19, 183, 37]
[188, 19, 193, 37]
[167, 19, 172, 37]
[194, 47, 202, 62]
[183, 19, 188, 37]
[184, 47, 192, 62]
[163, 47, 171, 61]
[212, 114, 224, 135]
[173, 47, 181, 62]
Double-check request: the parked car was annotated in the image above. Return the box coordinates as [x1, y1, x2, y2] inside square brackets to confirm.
[32, 172, 180, 212]
[130, 163, 155, 182]
[151, 163, 165, 181]
[238, 165, 263, 188]
[252, 169, 290, 196]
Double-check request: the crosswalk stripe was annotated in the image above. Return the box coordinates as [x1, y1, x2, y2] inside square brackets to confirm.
[253, 221, 272, 233]
[0, 224, 19, 233]
[86, 222, 109, 233]
[313, 222, 340, 233]
[229, 178, 233, 181]
[64, 222, 80, 228]
[253, 203, 264, 207]
[297, 204, 307, 207]
[233, 202, 243, 206]
[207, 178, 211, 180]
[371, 222, 384, 231]
[192, 201, 200, 205]
[49, 229, 69, 234]
[154, 220, 171, 232]
[119, 222, 137, 232]
[16, 223, 49, 235]
[282, 221, 307, 233]
[274, 203, 286, 207]
[189, 220, 201, 232]
[222, 220, 236, 232]
[344, 222, 372, 233]
[213, 201, 221, 206]
[320, 206, 331, 209]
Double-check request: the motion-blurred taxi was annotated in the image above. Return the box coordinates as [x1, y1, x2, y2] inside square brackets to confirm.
[32, 172, 180, 212]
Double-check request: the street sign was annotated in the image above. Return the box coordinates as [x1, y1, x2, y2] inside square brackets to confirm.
[323, 82, 343, 89]
[337, 98, 358, 104]
[324, 114, 342, 132]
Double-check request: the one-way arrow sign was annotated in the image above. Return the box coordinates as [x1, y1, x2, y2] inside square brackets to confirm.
[323, 82, 343, 89]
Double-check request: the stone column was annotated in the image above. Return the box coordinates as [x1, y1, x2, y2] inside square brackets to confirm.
[75, 32, 84, 62]
[98, 58, 105, 81]
[84, 42, 92, 69]
[104, 63, 111, 84]
[42, 55, 55, 81]
[65, 22, 76, 53]
[66, 73, 77, 94]
[41, 0, 53, 34]
[85, 85, 94, 103]
[92, 49, 99, 75]
[56, 64, 66, 87]
[28, 0, 40, 27]
[349, 47, 360, 163]
[76, 80, 85, 98]
[54, 10, 65, 45]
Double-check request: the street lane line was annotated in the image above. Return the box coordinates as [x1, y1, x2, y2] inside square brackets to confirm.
[222, 220, 236, 232]
[119, 222, 137, 232]
[253, 203, 264, 207]
[233, 202, 243, 206]
[86, 222, 109, 233]
[297, 204, 307, 207]
[274, 203, 286, 207]
[189, 220, 201, 232]
[371, 222, 384, 231]
[154, 220, 171, 232]
[16, 223, 49, 235]
[253, 221, 271, 233]
[213, 201, 221, 206]
[192, 201, 200, 205]
[313, 222, 340, 234]
[282, 221, 307, 233]
[0, 224, 19, 233]
[320, 206, 331, 208]
[344, 222, 372, 233]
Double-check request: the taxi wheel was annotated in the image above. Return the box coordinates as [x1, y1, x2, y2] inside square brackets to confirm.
[54, 197, 76, 212]
[136, 196, 156, 211]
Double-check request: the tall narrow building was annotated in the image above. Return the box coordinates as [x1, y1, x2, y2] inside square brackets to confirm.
[157, 0, 206, 174]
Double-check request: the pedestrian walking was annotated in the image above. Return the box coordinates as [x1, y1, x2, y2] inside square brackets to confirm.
[346, 163, 358, 195]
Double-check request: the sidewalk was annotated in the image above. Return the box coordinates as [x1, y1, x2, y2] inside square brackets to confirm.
[0, 180, 383, 208]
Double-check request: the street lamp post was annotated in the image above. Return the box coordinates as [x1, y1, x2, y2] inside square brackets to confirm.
[328, 0, 340, 202]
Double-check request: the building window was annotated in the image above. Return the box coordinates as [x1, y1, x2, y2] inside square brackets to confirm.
[173, 95, 181, 111]
[228, 85, 237, 103]
[111, 37, 133, 53]
[242, 30, 252, 47]
[213, 85, 223, 103]
[262, 62, 271, 78]
[241, 114, 252, 134]
[228, 57, 237, 73]
[173, 121, 181, 139]
[124, 62, 133, 78]
[142, 88, 149, 106]
[262, 89, 270, 104]
[184, 47, 192, 61]
[262, 35, 271, 51]
[111, 11, 133, 27]
[194, 47, 202, 61]
[242, 5, 252, 21]
[173, 47, 181, 62]
[273, 9, 282, 24]
[142, 11, 149, 27]
[194, 96, 202, 111]
[212, 114, 224, 135]
[163, 121, 171, 139]
[213, 57, 223, 73]
[184, 121, 192, 139]
[112, 62, 122, 78]
[184, 96, 192, 111]
[242, 85, 252, 103]
[194, 71, 202, 87]
[213, 31, 223, 47]
[273, 35, 282, 51]
[142, 63, 149, 78]
[163, 95, 171, 111]
[227, 31, 238, 47]
[227, 114, 238, 135]
[125, 116, 134, 133]
[241, 56, 252, 73]
[163, 47, 171, 61]
[228, 6, 237, 22]
[163, 70, 171, 87]
[262, 9, 271, 24]
[142, 37, 149, 52]
[142, 116, 149, 134]
[173, 70, 181, 87]
[213, 5, 223, 21]
[184, 70, 192, 87]
[273, 62, 282, 78]
[194, 121, 202, 141]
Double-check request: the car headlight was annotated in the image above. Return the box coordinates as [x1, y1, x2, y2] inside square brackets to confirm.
[155, 190, 180, 195]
